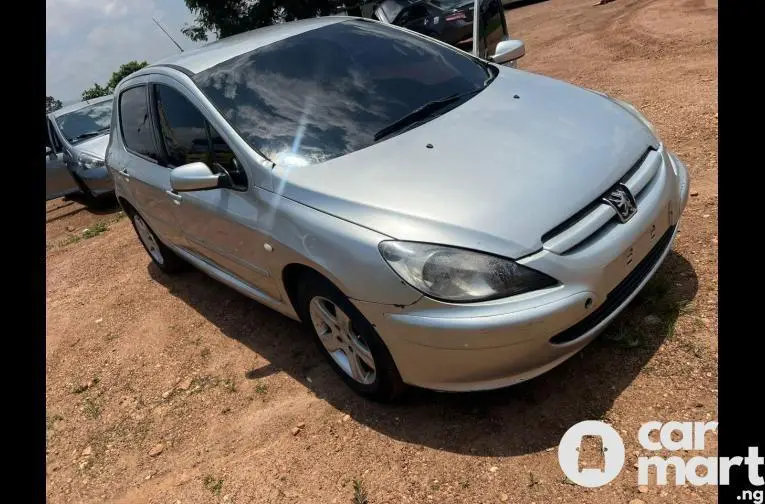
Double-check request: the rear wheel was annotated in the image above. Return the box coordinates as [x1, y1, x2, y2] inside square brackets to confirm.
[296, 274, 406, 402]
[130, 212, 186, 274]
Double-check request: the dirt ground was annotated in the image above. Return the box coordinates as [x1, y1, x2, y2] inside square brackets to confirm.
[45, 0, 718, 502]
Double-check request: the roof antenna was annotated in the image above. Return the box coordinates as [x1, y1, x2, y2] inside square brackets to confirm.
[152, 16, 184, 53]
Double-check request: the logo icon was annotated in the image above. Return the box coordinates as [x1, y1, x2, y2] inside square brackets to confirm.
[602, 183, 638, 223]
[558, 421, 626, 488]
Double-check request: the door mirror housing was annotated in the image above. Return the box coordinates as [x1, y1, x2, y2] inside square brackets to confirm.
[170, 162, 221, 192]
[491, 39, 526, 65]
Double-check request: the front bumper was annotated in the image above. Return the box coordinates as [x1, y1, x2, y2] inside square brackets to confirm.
[353, 147, 690, 392]
[77, 165, 115, 197]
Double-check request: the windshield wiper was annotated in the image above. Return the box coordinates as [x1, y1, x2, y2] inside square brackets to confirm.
[373, 88, 483, 142]
[71, 127, 109, 142]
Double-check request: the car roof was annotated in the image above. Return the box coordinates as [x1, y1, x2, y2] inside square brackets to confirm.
[50, 95, 113, 118]
[149, 17, 350, 75]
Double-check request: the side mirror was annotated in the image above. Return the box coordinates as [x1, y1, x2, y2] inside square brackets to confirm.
[491, 39, 525, 65]
[170, 162, 221, 192]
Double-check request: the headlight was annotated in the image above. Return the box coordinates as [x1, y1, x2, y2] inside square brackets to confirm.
[77, 153, 105, 171]
[379, 241, 558, 302]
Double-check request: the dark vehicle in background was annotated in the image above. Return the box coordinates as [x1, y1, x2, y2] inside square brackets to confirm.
[369, 0, 514, 61]
[372, 0, 476, 49]
[46, 95, 115, 202]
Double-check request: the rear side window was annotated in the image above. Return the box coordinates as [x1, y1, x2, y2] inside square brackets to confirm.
[119, 86, 160, 161]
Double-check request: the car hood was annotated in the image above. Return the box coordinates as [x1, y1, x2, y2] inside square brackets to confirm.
[73, 133, 109, 159]
[274, 66, 658, 259]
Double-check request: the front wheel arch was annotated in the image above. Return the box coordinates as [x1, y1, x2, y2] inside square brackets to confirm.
[282, 263, 335, 323]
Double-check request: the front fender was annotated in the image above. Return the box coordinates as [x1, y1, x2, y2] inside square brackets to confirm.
[256, 188, 422, 306]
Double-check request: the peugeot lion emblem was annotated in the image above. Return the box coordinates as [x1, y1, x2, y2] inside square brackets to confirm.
[602, 183, 637, 223]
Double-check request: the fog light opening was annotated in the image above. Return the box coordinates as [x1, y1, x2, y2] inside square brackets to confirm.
[585, 298, 593, 310]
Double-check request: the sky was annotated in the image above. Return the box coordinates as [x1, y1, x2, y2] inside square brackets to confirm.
[46, 0, 212, 104]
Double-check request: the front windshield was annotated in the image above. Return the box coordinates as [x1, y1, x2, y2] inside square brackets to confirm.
[192, 19, 493, 166]
[55, 99, 113, 144]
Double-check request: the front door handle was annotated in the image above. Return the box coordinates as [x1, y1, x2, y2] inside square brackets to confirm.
[116, 168, 130, 181]
[165, 190, 182, 203]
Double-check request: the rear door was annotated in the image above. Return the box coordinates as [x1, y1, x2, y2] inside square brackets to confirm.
[149, 76, 280, 299]
[45, 116, 79, 200]
[116, 78, 185, 245]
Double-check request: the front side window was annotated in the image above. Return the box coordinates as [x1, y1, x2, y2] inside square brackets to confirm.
[154, 85, 211, 167]
[477, 0, 506, 59]
[192, 19, 494, 166]
[208, 125, 248, 189]
[154, 84, 248, 189]
[55, 99, 112, 145]
[119, 86, 160, 161]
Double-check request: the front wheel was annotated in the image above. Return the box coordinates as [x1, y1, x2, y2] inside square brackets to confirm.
[297, 274, 407, 402]
[130, 212, 186, 274]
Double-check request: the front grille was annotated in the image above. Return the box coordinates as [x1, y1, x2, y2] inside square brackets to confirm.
[541, 147, 657, 253]
[541, 148, 653, 244]
[549, 225, 675, 345]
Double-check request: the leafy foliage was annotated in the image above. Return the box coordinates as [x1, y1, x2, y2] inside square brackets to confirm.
[81, 83, 110, 101]
[80, 60, 149, 101]
[46, 96, 63, 113]
[182, 0, 341, 41]
[106, 61, 149, 91]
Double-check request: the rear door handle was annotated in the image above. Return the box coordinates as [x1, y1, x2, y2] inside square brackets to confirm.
[116, 168, 130, 180]
[165, 190, 182, 203]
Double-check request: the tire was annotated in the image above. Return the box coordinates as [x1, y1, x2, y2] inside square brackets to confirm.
[129, 210, 187, 274]
[296, 273, 407, 402]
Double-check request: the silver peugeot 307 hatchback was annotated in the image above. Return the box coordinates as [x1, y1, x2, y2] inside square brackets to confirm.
[107, 17, 690, 400]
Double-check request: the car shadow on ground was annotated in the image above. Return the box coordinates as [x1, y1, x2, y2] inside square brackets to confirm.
[46, 194, 120, 223]
[148, 249, 697, 456]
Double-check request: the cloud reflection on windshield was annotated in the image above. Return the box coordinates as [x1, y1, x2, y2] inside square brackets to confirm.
[56, 99, 113, 142]
[192, 20, 487, 166]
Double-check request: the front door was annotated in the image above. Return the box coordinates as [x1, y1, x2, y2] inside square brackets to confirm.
[45, 117, 79, 200]
[149, 78, 280, 299]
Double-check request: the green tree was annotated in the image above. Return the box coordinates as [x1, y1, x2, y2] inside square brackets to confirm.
[81, 83, 110, 101]
[80, 60, 150, 101]
[106, 60, 149, 91]
[182, 0, 341, 42]
[46, 96, 63, 113]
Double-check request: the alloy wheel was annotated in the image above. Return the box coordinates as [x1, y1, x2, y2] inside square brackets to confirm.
[308, 296, 377, 385]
